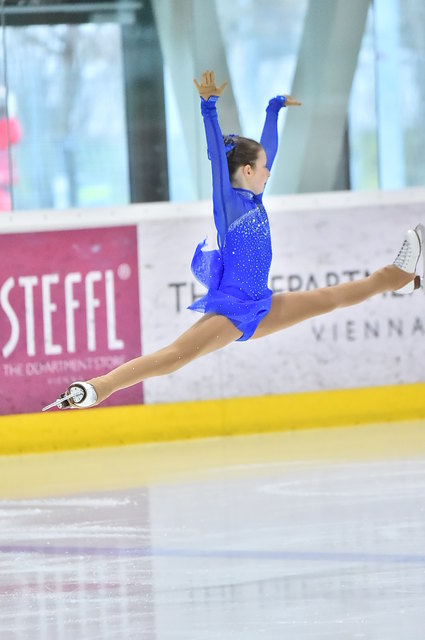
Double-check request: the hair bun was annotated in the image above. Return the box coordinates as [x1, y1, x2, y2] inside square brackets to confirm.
[223, 134, 239, 154]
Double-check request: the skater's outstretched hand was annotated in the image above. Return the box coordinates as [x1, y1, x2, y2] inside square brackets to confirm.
[194, 70, 227, 101]
[283, 95, 302, 107]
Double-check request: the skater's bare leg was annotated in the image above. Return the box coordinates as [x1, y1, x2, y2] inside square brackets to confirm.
[252, 265, 413, 339]
[89, 313, 242, 404]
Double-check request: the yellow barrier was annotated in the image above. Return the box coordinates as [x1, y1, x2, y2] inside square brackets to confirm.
[1, 383, 424, 455]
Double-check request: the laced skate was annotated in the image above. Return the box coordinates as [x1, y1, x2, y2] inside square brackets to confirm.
[42, 381, 98, 411]
[393, 228, 421, 294]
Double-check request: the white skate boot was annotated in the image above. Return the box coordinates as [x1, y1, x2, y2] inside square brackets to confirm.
[393, 228, 421, 294]
[42, 381, 98, 411]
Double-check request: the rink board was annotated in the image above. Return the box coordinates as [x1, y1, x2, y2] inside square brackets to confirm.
[1, 382, 425, 455]
[1, 189, 425, 451]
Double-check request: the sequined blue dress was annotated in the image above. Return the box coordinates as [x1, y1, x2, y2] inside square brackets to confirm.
[188, 94, 286, 341]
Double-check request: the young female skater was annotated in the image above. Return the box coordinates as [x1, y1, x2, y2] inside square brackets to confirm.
[46, 70, 422, 410]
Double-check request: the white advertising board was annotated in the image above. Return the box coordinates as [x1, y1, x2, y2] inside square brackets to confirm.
[1, 189, 425, 412]
[136, 191, 425, 403]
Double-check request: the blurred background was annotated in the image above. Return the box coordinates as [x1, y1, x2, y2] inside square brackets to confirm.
[0, 0, 424, 212]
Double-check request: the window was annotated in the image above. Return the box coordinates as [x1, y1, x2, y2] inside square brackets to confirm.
[0, 0, 167, 212]
[349, 0, 425, 190]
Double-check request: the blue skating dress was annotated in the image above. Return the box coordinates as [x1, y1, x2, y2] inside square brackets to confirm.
[189, 94, 286, 341]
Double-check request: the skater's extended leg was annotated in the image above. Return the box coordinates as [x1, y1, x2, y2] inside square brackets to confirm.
[252, 265, 413, 339]
[88, 313, 242, 404]
[253, 228, 422, 339]
[51, 228, 421, 409]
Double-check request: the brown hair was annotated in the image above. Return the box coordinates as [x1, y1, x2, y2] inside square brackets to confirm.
[223, 135, 263, 180]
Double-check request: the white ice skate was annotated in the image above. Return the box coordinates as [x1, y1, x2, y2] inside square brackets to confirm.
[42, 381, 98, 411]
[393, 228, 422, 294]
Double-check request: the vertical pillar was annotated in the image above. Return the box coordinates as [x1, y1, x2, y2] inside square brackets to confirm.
[152, 0, 241, 199]
[269, 0, 371, 194]
[122, 0, 169, 202]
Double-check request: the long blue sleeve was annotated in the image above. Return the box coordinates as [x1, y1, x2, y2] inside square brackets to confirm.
[200, 96, 239, 249]
[260, 96, 286, 171]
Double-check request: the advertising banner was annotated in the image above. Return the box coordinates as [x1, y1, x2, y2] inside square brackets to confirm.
[0, 226, 142, 414]
[1, 191, 425, 415]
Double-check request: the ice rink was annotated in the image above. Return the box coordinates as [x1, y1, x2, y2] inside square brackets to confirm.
[1, 420, 425, 639]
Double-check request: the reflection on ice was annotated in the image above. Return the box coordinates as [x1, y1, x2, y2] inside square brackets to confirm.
[0, 424, 424, 639]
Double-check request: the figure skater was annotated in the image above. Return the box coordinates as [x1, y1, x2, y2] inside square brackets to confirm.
[44, 70, 423, 411]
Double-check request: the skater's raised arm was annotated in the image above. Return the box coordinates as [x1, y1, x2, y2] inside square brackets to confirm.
[260, 94, 302, 171]
[194, 70, 236, 248]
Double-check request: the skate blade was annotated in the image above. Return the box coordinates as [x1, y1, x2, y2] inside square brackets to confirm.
[42, 390, 80, 412]
[415, 224, 425, 293]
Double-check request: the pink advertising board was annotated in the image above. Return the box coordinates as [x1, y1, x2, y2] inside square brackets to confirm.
[0, 226, 142, 415]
